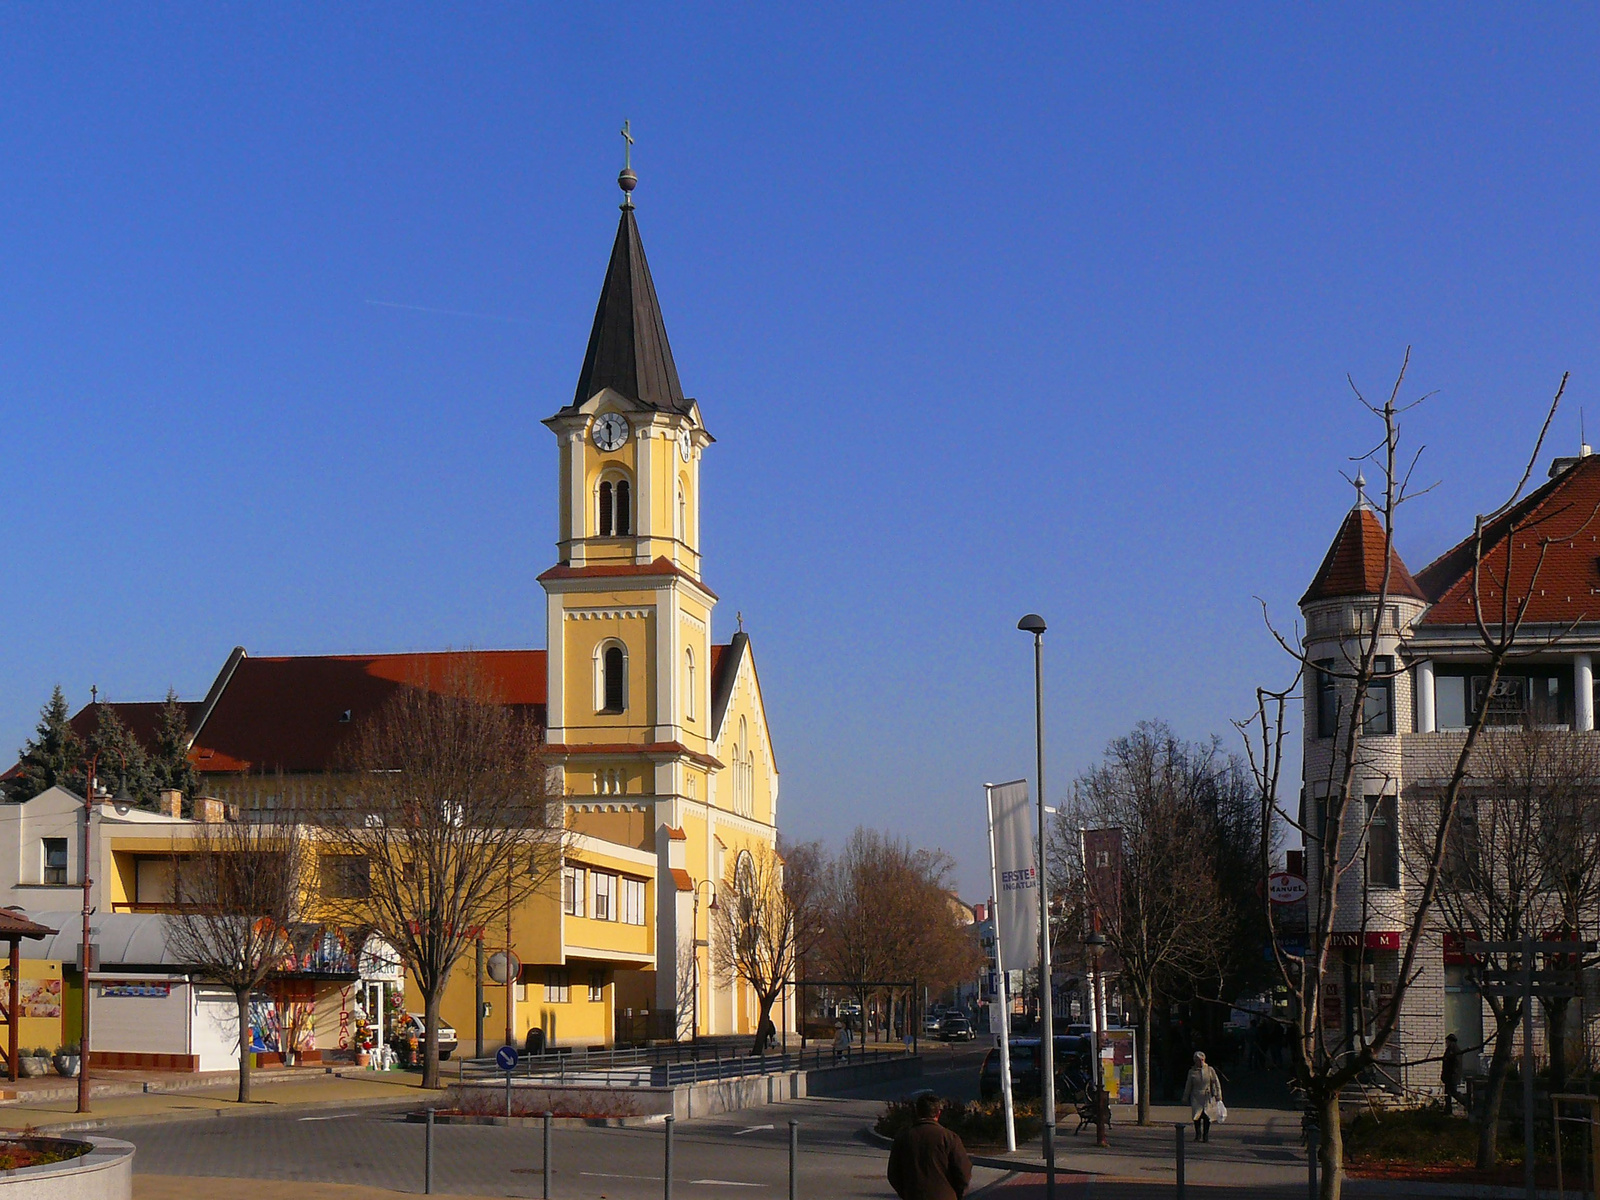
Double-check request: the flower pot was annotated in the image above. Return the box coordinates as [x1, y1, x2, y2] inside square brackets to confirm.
[54, 1054, 80, 1078]
[19, 1057, 51, 1078]
[356, 1051, 370, 1067]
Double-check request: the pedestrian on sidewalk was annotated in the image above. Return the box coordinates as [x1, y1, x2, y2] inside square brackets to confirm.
[1182, 1051, 1224, 1143]
[887, 1093, 972, 1200]
[1441, 1034, 1462, 1114]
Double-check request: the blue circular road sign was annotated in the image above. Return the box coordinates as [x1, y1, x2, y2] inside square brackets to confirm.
[496, 1044, 519, 1072]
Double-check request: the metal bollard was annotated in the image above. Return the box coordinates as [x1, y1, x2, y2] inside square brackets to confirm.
[664, 1114, 675, 1200]
[506, 1071, 513, 1119]
[788, 1119, 799, 1200]
[1174, 1123, 1184, 1199]
[543, 1110, 553, 1199]
[1307, 1123, 1318, 1200]
[425, 1107, 435, 1195]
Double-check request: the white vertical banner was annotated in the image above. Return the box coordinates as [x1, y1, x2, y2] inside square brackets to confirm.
[989, 779, 1040, 972]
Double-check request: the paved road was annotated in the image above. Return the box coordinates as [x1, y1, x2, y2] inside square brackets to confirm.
[122, 1046, 992, 1200]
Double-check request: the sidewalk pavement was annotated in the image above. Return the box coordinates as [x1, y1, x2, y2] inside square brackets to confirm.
[0, 1068, 426, 1132]
[137, 1179, 475, 1200]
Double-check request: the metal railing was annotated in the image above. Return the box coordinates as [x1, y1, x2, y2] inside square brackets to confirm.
[453, 1039, 910, 1088]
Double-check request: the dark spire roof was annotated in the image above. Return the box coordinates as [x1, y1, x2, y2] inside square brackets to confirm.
[570, 207, 688, 413]
[1300, 502, 1426, 606]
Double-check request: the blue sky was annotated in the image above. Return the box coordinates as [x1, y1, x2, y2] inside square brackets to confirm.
[4, 6, 1600, 897]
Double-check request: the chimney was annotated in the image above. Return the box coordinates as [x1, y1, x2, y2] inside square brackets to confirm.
[158, 790, 183, 820]
[195, 797, 227, 823]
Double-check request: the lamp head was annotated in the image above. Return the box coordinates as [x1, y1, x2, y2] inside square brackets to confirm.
[1085, 930, 1107, 959]
[1017, 614, 1047, 636]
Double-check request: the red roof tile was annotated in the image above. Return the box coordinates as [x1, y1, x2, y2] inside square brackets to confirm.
[670, 868, 695, 892]
[1301, 505, 1426, 605]
[1417, 455, 1600, 626]
[68, 701, 205, 750]
[538, 557, 719, 599]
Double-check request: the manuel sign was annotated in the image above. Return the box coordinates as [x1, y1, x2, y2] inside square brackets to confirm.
[1267, 873, 1308, 905]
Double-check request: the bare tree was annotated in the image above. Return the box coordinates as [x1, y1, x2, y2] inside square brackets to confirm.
[1063, 723, 1234, 1126]
[311, 659, 565, 1089]
[1239, 354, 1578, 1198]
[164, 815, 303, 1102]
[712, 843, 806, 1053]
[1403, 729, 1599, 1168]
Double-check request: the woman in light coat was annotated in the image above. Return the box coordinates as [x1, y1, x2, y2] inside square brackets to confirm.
[1181, 1051, 1223, 1142]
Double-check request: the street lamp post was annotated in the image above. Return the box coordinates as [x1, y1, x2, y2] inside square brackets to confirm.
[691, 880, 716, 1040]
[1017, 614, 1056, 1200]
[78, 756, 97, 1115]
[1085, 929, 1109, 1147]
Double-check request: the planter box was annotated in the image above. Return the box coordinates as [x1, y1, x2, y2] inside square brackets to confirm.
[53, 1055, 80, 1078]
[17, 1058, 52, 1079]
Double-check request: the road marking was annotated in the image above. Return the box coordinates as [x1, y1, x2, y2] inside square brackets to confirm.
[734, 1124, 774, 1136]
[688, 1181, 766, 1188]
[582, 1172, 659, 1181]
[298, 1114, 358, 1121]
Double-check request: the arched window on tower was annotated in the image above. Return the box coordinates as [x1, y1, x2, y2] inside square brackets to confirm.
[736, 717, 752, 817]
[600, 644, 626, 713]
[597, 475, 632, 538]
[676, 479, 687, 544]
[685, 647, 696, 721]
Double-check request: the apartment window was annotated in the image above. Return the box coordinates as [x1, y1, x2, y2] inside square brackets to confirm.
[1365, 796, 1400, 889]
[42, 838, 67, 885]
[1316, 660, 1338, 738]
[593, 871, 617, 921]
[320, 854, 371, 899]
[1363, 656, 1394, 736]
[1443, 794, 1479, 891]
[620, 876, 647, 926]
[545, 968, 570, 1003]
[1437, 675, 1468, 730]
[588, 969, 606, 1003]
[562, 866, 587, 918]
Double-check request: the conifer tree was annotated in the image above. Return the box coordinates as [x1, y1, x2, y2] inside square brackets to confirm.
[85, 704, 156, 807]
[149, 689, 200, 802]
[5, 687, 84, 802]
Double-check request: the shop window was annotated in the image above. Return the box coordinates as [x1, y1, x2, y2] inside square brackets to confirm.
[1316, 660, 1338, 738]
[593, 871, 617, 921]
[562, 866, 587, 918]
[320, 854, 371, 899]
[545, 968, 570, 1004]
[42, 838, 67, 885]
[620, 876, 647, 926]
[1363, 656, 1394, 736]
[588, 970, 606, 1003]
[1365, 796, 1400, 889]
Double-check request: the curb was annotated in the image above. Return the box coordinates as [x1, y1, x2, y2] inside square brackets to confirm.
[405, 1110, 664, 1128]
[22, 1091, 421, 1134]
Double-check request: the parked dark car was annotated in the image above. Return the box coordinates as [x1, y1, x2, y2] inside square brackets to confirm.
[979, 1035, 1090, 1100]
[939, 1013, 975, 1041]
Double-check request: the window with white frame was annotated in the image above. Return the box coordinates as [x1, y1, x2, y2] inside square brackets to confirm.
[620, 876, 647, 925]
[593, 871, 617, 921]
[588, 969, 606, 1003]
[42, 838, 67, 885]
[545, 968, 570, 1003]
[597, 642, 627, 713]
[562, 866, 587, 917]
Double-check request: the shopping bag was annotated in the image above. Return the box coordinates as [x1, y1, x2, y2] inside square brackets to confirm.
[1210, 1100, 1227, 1123]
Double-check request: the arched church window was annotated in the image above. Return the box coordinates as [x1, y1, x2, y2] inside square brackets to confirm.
[597, 475, 632, 538]
[603, 645, 626, 712]
[685, 647, 696, 721]
[676, 479, 687, 543]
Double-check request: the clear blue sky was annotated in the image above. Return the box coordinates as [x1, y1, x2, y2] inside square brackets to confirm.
[5, 6, 1600, 897]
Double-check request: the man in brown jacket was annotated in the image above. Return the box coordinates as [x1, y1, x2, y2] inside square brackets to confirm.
[887, 1093, 973, 1200]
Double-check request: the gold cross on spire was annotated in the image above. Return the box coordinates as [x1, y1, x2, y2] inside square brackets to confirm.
[620, 120, 634, 171]
[617, 120, 638, 207]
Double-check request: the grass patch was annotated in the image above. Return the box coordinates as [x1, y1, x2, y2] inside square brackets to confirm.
[1344, 1108, 1483, 1169]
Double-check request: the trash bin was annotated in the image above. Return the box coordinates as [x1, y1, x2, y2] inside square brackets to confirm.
[525, 1028, 546, 1057]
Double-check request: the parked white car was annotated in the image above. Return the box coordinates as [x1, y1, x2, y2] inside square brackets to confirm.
[395, 1013, 458, 1060]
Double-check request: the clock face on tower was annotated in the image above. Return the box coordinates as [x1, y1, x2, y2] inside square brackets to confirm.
[678, 427, 693, 462]
[592, 412, 629, 452]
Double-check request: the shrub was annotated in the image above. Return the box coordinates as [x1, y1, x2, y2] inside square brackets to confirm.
[876, 1096, 1043, 1148]
[54, 1043, 79, 1057]
[442, 1085, 654, 1120]
[0, 1138, 89, 1171]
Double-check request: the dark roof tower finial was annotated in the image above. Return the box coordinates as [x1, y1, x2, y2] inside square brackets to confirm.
[618, 120, 637, 209]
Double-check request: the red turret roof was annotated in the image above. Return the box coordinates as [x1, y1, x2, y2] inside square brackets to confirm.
[1301, 504, 1426, 606]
